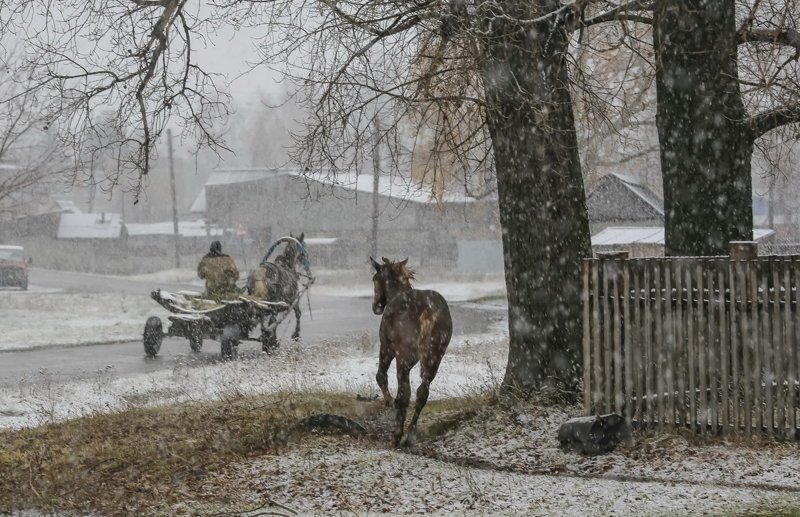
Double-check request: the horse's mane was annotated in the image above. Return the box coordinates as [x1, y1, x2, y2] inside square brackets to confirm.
[382, 257, 415, 285]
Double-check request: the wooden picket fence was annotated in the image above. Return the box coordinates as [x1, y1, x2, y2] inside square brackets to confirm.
[582, 244, 800, 439]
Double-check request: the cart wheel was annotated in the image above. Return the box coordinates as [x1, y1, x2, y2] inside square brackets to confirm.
[188, 329, 203, 353]
[220, 325, 239, 360]
[143, 317, 163, 358]
[261, 316, 278, 353]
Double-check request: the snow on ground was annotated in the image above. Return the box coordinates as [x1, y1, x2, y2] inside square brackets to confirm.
[0, 290, 161, 351]
[220, 438, 800, 516]
[0, 331, 509, 429]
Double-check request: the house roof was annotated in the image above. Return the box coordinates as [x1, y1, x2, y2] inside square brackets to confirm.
[298, 170, 475, 205]
[58, 212, 124, 239]
[592, 226, 775, 246]
[589, 172, 664, 217]
[189, 167, 476, 213]
[126, 220, 224, 238]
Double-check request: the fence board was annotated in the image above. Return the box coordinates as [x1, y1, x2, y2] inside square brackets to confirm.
[761, 262, 773, 436]
[686, 266, 696, 431]
[675, 262, 685, 427]
[773, 262, 785, 433]
[751, 261, 761, 432]
[623, 259, 633, 424]
[582, 261, 591, 415]
[634, 268, 645, 423]
[698, 264, 708, 434]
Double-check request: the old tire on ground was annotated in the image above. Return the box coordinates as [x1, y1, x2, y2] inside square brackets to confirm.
[143, 316, 163, 358]
[220, 324, 239, 360]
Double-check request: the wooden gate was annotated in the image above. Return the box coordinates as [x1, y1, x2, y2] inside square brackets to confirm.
[582, 243, 800, 438]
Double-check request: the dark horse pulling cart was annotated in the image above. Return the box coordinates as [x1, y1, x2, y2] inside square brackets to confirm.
[143, 236, 313, 358]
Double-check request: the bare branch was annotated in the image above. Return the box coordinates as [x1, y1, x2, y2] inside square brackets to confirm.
[749, 103, 800, 138]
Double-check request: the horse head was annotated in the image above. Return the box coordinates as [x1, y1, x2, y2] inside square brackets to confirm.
[275, 232, 307, 271]
[370, 256, 414, 315]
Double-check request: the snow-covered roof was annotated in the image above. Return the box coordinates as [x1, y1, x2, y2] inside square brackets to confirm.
[0, 245, 24, 251]
[189, 167, 476, 213]
[606, 173, 664, 216]
[58, 212, 123, 239]
[125, 220, 224, 237]
[295, 170, 475, 204]
[592, 226, 775, 246]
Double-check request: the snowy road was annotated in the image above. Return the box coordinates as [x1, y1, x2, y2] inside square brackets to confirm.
[0, 268, 504, 387]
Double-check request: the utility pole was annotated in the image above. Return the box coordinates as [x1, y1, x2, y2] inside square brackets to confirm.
[167, 129, 181, 268]
[370, 122, 381, 259]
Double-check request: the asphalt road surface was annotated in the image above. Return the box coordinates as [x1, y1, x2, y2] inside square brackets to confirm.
[0, 268, 503, 387]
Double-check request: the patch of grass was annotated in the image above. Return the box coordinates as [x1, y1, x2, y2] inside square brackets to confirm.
[0, 391, 361, 514]
[0, 389, 497, 514]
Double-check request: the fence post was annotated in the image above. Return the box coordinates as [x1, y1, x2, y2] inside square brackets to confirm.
[729, 241, 758, 261]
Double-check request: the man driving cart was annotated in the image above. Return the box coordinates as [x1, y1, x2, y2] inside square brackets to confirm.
[197, 241, 240, 301]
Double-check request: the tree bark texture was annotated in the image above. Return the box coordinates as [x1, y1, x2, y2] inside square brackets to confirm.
[654, 1, 753, 256]
[479, 1, 592, 394]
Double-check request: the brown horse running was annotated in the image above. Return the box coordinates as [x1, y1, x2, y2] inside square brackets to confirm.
[370, 257, 453, 446]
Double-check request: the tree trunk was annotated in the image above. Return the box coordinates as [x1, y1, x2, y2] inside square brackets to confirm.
[654, 1, 753, 256]
[479, 2, 592, 394]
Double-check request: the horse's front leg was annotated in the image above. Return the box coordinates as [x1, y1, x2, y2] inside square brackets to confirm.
[393, 363, 412, 447]
[376, 340, 394, 407]
[291, 304, 301, 340]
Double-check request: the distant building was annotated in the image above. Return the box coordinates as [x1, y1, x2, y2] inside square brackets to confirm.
[191, 168, 502, 271]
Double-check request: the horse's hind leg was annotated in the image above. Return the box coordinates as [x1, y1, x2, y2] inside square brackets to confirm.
[291, 304, 301, 340]
[393, 363, 412, 447]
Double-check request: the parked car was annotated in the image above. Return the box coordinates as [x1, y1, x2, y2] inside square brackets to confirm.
[0, 245, 30, 290]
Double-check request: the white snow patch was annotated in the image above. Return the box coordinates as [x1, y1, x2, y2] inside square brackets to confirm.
[0, 331, 509, 429]
[0, 291, 162, 351]
[226, 439, 800, 516]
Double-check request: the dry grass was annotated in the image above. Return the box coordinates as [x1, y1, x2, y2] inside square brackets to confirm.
[0, 390, 489, 515]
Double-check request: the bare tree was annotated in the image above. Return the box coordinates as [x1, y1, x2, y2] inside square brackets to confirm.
[652, 0, 800, 255]
[0, 54, 64, 218]
[0, 1, 231, 201]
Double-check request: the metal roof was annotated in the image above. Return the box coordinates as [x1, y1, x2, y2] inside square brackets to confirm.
[57, 212, 123, 239]
[592, 226, 775, 246]
[126, 220, 223, 237]
[189, 167, 477, 213]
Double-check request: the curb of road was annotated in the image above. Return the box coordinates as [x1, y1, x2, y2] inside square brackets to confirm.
[0, 337, 140, 354]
